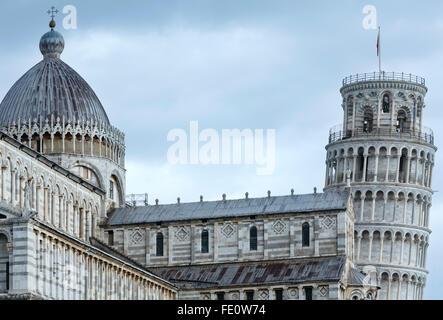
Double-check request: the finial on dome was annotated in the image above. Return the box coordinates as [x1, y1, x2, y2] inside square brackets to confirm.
[47, 6, 59, 30]
[40, 6, 64, 59]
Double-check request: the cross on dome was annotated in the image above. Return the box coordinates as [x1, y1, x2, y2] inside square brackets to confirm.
[47, 6, 59, 29]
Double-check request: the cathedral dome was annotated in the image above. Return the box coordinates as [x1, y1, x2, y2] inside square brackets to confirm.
[0, 25, 110, 126]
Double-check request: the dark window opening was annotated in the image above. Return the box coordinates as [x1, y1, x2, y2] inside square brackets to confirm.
[397, 110, 407, 133]
[0, 214, 6, 220]
[216, 292, 225, 300]
[275, 289, 283, 300]
[156, 233, 164, 256]
[246, 291, 254, 300]
[250, 226, 258, 251]
[108, 231, 114, 246]
[304, 287, 313, 300]
[201, 230, 209, 253]
[363, 108, 373, 133]
[358, 155, 364, 171]
[302, 222, 310, 247]
[399, 152, 407, 183]
[382, 94, 391, 113]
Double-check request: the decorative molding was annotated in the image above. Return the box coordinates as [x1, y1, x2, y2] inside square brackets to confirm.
[221, 223, 235, 238]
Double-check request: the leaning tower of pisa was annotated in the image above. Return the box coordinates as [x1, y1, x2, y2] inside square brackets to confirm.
[324, 72, 437, 300]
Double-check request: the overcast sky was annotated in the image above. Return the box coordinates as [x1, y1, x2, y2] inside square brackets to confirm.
[1, 0, 442, 299]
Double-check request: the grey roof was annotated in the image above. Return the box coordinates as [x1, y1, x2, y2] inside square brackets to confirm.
[149, 257, 347, 289]
[106, 191, 349, 226]
[0, 29, 110, 126]
[348, 267, 369, 287]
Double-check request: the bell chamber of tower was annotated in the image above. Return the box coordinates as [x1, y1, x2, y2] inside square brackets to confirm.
[324, 71, 437, 300]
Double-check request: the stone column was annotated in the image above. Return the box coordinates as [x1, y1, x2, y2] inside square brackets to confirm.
[44, 187, 49, 221]
[379, 234, 384, 263]
[342, 155, 348, 183]
[371, 196, 376, 222]
[373, 152, 379, 182]
[356, 234, 362, 262]
[362, 153, 368, 182]
[19, 177, 24, 208]
[385, 154, 391, 182]
[80, 208, 85, 240]
[359, 195, 366, 222]
[405, 156, 411, 183]
[73, 204, 79, 237]
[399, 235, 405, 265]
[51, 191, 56, 226]
[11, 169, 16, 205]
[352, 155, 357, 182]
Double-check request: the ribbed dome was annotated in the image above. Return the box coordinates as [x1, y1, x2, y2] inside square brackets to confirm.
[0, 29, 110, 126]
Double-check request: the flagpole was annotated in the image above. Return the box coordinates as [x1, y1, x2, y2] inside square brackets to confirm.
[378, 26, 381, 73]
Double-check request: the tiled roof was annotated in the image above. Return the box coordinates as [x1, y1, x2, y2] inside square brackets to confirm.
[149, 257, 347, 289]
[106, 191, 349, 226]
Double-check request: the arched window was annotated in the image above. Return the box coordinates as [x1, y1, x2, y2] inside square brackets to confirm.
[250, 226, 257, 251]
[363, 108, 373, 133]
[382, 93, 391, 113]
[399, 149, 408, 183]
[156, 233, 164, 257]
[201, 230, 209, 253]
[397, 110, 407, 133]
[302, 223, 310, 247]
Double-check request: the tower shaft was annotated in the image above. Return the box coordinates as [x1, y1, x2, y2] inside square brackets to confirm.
[324, 72, 436, 300]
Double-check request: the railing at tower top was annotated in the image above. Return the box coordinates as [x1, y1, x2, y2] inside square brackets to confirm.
[342, 72, 426, 87]
[328, 125, 434, 145]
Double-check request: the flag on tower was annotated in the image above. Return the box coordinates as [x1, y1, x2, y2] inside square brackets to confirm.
[377, 27, 381, 72]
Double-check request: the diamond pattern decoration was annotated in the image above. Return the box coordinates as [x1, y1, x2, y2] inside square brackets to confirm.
[321, 216, 336, 230]
[319, 286, 329, 297]
[221, 223, 235, 238]
[175, 227, 189, 241]
[130, 229, 144, 245]
[272, 220, 287, 234]
[258, 290, 269, 300]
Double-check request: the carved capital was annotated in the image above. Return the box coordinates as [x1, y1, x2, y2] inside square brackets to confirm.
[6, 242, 13, 252]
